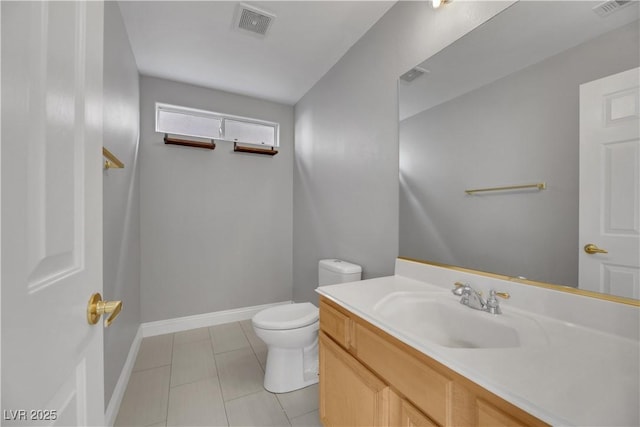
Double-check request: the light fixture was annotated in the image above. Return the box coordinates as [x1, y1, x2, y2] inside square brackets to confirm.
[432, 0, 452, 9]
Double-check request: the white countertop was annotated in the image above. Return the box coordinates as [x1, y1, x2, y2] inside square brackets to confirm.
[316, 266, 640, 427]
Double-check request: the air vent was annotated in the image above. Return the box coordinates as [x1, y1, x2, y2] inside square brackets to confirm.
[236, 3, 275, 37]
[400, 67, 429, 83]
[593, 0, 632, 17]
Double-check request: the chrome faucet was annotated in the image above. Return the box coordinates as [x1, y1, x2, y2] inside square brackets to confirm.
[452, 282, 485, 310]
[452, 282, 510, 314]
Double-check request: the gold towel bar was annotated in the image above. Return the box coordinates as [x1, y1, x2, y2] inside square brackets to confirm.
[465, 182, 546, 195]
[103, 147, 124, 169]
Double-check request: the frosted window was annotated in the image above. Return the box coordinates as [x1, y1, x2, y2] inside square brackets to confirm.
[157, 108, 221, 140]
[225, 119, 276, 147]
[155, 103, 279, 147]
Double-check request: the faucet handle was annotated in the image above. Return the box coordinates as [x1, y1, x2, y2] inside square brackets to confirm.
[491, 290, 510, 299]
[452, 282, 467, 296]
[486, 290, 509, 315]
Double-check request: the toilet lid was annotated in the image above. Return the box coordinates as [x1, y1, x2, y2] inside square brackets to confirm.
[252, 302, 319, 330]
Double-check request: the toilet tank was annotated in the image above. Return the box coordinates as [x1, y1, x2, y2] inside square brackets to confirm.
[318, 259, 362, 286]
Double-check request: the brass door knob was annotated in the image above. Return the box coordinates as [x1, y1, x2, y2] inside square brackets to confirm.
[584, 243, 608, 255]
[87, 293, 122, 327]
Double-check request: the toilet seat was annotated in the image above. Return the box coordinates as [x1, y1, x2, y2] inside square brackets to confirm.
[252, 303, 319, 330]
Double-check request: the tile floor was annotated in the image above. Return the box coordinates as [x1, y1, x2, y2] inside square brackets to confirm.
[115, 320, 322, 427]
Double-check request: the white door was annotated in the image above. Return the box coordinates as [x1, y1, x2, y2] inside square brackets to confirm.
[579, 67, 640, 299]
[1, 2, 105, 425]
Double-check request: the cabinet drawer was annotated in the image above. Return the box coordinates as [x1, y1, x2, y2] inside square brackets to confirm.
[320, 298, 351, 349]
[354, 321, 452, 426]
[476, 398, 531, 427]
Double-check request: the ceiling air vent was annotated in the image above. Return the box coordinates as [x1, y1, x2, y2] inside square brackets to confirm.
[236, 3, 275, 37]
[400, 67, 429, 83]
[592, 0, 632, 17]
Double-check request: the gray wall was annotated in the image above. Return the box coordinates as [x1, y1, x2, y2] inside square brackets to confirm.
[293, 1, 514, 303]
[103, 1, 141, 407]
[399, 22, 639, 286]
[139, 76, 294, 322]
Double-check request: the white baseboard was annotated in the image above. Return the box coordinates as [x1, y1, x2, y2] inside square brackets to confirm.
[140, 300, 292, 337]
[104, 301, 291, 426]
[105, 326, 143, 427]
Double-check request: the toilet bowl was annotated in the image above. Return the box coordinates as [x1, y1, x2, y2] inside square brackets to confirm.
[252, 259, 362, 393]
[252, 303, 319, 393]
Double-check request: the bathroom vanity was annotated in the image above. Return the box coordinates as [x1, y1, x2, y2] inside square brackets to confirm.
[316, 258, 640, 426]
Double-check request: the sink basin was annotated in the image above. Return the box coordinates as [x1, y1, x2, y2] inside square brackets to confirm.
[373, 292, 547, 349]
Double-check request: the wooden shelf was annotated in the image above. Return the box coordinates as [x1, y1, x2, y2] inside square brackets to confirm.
[233, 142, 278, 156]
[164, 134, 215, 150]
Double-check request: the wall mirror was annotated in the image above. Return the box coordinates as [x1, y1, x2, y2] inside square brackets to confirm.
[398, 1, 639, 302]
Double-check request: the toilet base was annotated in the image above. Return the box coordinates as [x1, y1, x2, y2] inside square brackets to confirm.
[263, 340, 318, 393]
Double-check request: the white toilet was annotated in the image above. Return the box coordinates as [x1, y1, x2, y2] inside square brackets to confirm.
[252, 259, 362, 393]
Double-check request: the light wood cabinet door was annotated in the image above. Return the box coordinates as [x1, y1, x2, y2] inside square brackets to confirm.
[319, 332, 391, 427]
[354, 321, 452, 426]
[401, 400, 439, 427]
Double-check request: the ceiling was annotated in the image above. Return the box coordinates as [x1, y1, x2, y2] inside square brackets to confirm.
[399, 0, 640, 121]
[118, 1, 395, 105]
